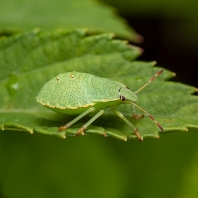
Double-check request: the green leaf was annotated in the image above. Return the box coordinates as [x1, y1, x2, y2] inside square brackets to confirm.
[0, 0, 138, 41]
[0, 29, 198, 141]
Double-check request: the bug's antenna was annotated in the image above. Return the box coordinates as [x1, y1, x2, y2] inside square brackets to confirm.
[132, 102, 164, 132]
[135, 70, 164, 94]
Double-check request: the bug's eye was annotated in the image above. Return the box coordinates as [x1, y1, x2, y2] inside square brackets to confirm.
[120, 95, 126, 101]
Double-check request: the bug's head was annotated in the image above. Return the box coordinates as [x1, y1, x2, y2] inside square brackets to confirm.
[119, 87, 138, 103]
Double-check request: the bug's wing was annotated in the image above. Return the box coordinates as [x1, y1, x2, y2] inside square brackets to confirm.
[37, 72, 93, 109]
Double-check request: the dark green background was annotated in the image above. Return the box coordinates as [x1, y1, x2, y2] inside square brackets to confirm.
[1, 129, 197, 198]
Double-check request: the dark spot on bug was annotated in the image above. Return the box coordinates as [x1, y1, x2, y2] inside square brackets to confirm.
[119, 94, 125, 101]
[121, 95, 126, 101]
[118, 87, 126, 101]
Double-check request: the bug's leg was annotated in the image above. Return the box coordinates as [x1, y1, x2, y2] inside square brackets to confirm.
[76, 109, 105, 136]
[58, 107, 95, 132]
[131, 104, 144, 120]
[132, 102, 164, 133]
[111, 108, 143, 142]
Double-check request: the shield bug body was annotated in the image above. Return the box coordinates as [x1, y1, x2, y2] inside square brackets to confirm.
[36, 70, 164, 141]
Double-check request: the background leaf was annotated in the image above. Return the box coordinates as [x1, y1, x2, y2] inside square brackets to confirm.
[104, 0, 198, 57]
[0, 29, 198, 141]
[0, 0, 139, 41]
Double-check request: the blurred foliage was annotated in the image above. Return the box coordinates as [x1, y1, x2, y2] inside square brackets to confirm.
[1, 129, 198, 198]
[0, 0, 139, 41]
[103, 0, 198, 17]
[103, 0, 198, 51]
[180, 146, 198, 198]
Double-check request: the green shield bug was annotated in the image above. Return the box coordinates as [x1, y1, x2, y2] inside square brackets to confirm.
[36, 70, 164, 141]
